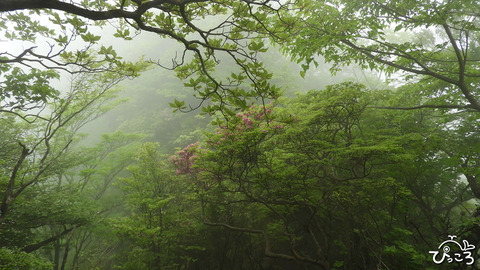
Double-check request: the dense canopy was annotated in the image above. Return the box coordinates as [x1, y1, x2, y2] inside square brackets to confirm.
[1, 0, 480, 269]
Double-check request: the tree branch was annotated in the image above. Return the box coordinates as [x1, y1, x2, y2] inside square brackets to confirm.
[0, 142, 30, 221]
[369, 104, 473, 111]
[21, 226, 75, 253]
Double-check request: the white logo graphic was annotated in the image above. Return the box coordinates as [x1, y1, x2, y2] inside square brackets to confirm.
[429, 235, 475, 265]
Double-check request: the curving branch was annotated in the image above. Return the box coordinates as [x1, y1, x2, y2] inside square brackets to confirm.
[202, 218, 329, 269]
[21, 226, 75, 253]
[369, 104, 474, 111]
[0, 0, 292, 113]
[289, 1, 480, 113]
[0, 70, 127, 223]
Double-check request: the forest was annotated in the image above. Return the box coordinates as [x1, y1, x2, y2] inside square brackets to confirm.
[0, 0, 479, 269]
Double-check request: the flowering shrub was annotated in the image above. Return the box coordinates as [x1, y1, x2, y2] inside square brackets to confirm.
[206, 102, 295, 147]
[169, 104, 297, 181]
[169, 143, 203, 176]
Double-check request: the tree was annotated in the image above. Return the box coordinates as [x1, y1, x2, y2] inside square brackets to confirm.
[0, 0, 295, 115]
[4, 1, 480, 268]
[178, 82, 474, 269]
[113, 142, 204, 269]
[0, 65, 145, 268]
[50, 131, 144, 270]
[280, 3, 480, 261]
[283, 0, 480, 112]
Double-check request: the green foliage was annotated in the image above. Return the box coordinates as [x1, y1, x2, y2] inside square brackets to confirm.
[113, 142, 204, 269]
[0, 53, 146, 268]
[1, 0, 297, 115]
[282, 0, 480, 111]
[1, 67, 60, 108]
[1, 1, 480, 269]
[188, 81, 475, 269]
[0, 248, 52, 270]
